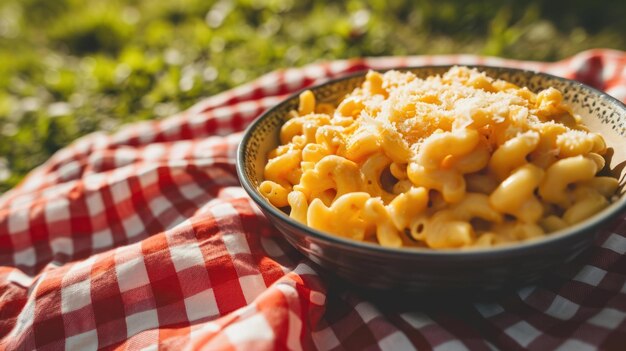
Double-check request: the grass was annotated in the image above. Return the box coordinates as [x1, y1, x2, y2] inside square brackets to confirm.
[0, 0, 624, 192]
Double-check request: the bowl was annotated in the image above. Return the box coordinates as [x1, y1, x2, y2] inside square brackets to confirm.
[236, 66, 626, 293]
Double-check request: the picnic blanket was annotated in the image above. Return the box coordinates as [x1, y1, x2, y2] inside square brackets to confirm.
[1, 49, 625, 350]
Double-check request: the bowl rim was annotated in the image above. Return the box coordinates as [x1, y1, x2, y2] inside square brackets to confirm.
[236, 64, 626, 258]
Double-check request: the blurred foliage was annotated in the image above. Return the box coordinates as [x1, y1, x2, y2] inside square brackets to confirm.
[0, 0, 624, 192]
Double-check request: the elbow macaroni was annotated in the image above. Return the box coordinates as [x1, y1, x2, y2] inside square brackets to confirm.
[259, 66, 619, 249]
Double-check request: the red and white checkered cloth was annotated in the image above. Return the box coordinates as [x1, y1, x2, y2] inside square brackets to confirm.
[1, 49, 625, 351]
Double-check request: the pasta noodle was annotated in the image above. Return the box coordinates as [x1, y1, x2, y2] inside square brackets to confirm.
[259, 66, 619, 249]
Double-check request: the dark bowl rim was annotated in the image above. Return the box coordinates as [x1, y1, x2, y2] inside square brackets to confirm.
[236, 64, 626, 259]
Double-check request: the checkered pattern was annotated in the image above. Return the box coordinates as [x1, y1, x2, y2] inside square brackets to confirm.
[1, 49, 625, 350]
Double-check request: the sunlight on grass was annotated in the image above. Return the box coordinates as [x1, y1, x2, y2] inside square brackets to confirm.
[0, 0, 624, 192]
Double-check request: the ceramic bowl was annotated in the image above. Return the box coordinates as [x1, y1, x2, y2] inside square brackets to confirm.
[236, 66, 626, 293]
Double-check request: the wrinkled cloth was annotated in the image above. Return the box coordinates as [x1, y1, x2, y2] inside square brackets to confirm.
[1, 50, 625, 351]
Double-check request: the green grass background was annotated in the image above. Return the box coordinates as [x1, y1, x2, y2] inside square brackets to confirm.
[0, 0, 624, 192]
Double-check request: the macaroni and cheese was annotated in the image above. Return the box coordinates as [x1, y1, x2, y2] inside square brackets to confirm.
[259, 67, 619, 249]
